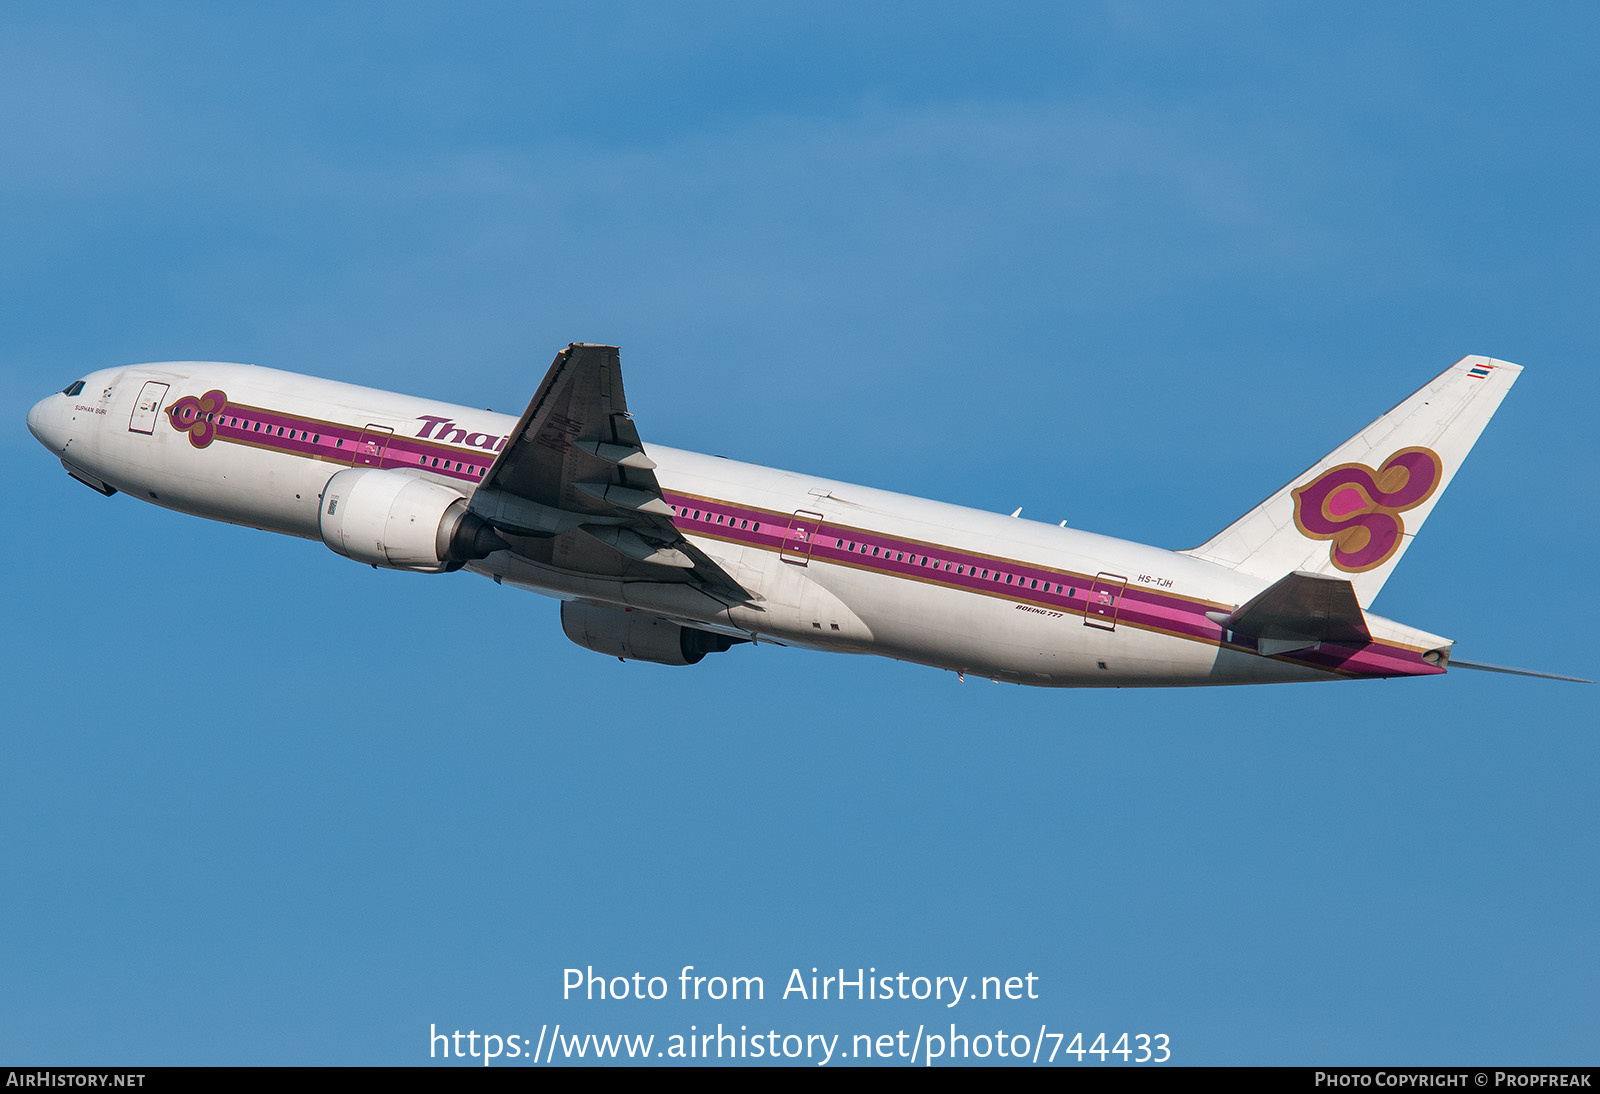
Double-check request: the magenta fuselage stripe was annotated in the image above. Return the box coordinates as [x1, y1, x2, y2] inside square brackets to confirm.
[665, 490, 1197, 627]
[659, 491, 1442, 678]
[173, 397, 1440, 679]
[200, 401, 492, 484]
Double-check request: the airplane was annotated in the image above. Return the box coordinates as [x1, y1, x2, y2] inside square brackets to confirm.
[25, 345, 1588, 687]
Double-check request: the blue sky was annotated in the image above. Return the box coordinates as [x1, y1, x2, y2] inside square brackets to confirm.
[3, 3, 1596, 1066]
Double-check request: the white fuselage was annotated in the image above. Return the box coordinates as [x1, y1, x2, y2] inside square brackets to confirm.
[27, 362, 1452, 687]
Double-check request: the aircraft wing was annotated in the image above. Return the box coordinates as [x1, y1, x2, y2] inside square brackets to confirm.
[470, 344, 748, 600]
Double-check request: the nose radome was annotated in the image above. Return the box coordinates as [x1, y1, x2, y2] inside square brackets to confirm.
[27, 397, 48, 444]
[27, 395, 66, 454]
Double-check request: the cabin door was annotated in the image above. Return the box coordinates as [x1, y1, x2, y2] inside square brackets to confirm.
[780, 509, 825, 566]
[1084, 572, 1127, 631]
[128, 381, 169, 435]
[354, 424, 393, 468]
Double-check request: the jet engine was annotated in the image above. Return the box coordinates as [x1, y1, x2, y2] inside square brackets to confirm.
[560, 601, 742, 666]
[319, 467, 505, 573]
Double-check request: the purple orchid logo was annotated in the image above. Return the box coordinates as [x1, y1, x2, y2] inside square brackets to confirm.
[166, 389, 229, 448]
[1291, 447, 1443, 573]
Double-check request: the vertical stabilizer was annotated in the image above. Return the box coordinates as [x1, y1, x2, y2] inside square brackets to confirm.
[1182, 356, 1520, 608]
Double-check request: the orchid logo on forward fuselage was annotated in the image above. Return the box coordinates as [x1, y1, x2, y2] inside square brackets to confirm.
[1291, 447, 1443, 573]
[166, 389, 229, 448]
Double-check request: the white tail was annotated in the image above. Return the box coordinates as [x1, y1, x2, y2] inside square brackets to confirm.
[1183, 356, 1521, 608]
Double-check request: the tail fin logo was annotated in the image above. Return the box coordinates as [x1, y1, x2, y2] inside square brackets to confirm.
[1291, 447, 1443, 572]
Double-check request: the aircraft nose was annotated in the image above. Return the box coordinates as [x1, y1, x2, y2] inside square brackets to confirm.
[27, 394, 68, 455]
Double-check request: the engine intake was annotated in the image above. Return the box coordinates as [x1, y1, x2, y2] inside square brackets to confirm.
[561, 601, 742, 666]
[319, 467, 505, 573]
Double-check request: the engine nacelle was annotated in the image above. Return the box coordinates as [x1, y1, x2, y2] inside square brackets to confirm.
[319, 467, 503, 573]
[560, 601, 741, 666]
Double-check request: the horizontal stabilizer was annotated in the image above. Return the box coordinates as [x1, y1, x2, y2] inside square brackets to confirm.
[1448, 658, 1592, 684]
[1211, 570, 1371, 655]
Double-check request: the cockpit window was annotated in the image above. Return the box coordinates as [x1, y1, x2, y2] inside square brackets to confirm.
[61, 380, 85, 397]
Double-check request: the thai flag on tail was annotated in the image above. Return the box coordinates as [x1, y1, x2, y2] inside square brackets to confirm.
[1467, 363, 1494, 379]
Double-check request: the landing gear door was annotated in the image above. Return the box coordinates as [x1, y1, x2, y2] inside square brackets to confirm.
[780, 509, 825, 566]
[1084, 571, 1127, 631]
[354, 424, 394, 468]
[128, 381, 170, 435]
